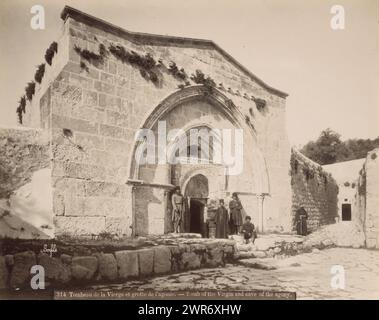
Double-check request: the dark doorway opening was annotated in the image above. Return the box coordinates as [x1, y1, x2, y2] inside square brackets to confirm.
[341, 203, 352, 221]
[189, 199, 204, 234]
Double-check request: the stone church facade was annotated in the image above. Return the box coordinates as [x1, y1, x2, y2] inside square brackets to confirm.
[14, 6, 294, 237]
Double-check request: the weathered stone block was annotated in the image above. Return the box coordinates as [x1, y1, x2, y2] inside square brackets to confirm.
[99, 94, 122, 110]
[70, 73, 94, 90]
[153, 246, 171, 274]
[0, 256, 8, 289]
[52, 161, 106, 180]
[52, 114, 98, 135]
[108, 61, 117, 75]
[54, 216, 106, 236]
[10, 251, 37, 288]
[5, 254, 14, 268]
[94, 81, 115, 95]
[100, 72, 114, 85]
[205, 247, 223, 267]
[104, 138, 129, 154]
[60, 254, 72, 265]
[181, 252, 201, 270]
[137, 249, 154, 276]
[106, 110, 130, 127]
[115, 250, 139, 279]
[82, 90, 98, 105]
[252, 251, 267, 258]
[38, 253, 71, 284]
[105, 217, 129, 236]
[71, 256, 98, 281]
[75, 132, 104, 150]
[96, 253, 117, 281]
[99, 124, 124, 139]
[77, 180, 127, 198]
[52, 83, 82, 108]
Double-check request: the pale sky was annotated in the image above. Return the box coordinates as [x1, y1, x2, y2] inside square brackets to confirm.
[0, 0, 378, 146]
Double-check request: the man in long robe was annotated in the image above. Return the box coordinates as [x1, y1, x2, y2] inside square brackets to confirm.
[215, 199, 229, 239]
[295, 206, 308, 236]
[171, 187, 184, 233]
[229, 192, 243, 234]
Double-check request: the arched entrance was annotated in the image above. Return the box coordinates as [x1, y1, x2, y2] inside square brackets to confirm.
[183, 174, 209, 235]
[127, 85, 272, 236]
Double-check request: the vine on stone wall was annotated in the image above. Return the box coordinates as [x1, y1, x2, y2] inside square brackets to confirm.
[16, 96, 26, 124]
[17, 42, 58, 124]
[45, 42, 58, 65]
[108, 44, 160, 85]
[74, 44, 106, 67]
[253, 97, 267, 111]
[34, 64, 46, 84]
[25, 82, 36, 101]
[190, 70, 216, 87]
[168, 62, 187, 81]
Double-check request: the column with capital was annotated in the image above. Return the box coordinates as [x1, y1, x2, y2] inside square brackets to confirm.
[257, 194, 265, 233]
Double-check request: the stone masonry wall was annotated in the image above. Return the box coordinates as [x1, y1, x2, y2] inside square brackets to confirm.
[362, 149, 379, 249]
[20, 8, 292, 237]
[291, 149, 338, 233]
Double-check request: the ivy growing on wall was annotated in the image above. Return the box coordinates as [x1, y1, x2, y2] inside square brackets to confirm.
[45, 42, 58, 65]
[253, 97, 267, 111]
[74, 44, 107, 67]
[168, 62, 187, 81]
[108, 44, 160, 85]
[16, 96, 26, 124]
[17, 42, 58, 124]
[34, 64, 46, 84]
[190, 70, 216, 87]
[25, 82, 36, 101]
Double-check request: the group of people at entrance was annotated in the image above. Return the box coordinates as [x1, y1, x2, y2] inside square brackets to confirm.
[171, 188, 257, 244]
[213, 193, 257, 244]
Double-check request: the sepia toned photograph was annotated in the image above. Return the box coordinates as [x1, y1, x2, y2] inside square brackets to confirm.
[0, 0, 378, 303]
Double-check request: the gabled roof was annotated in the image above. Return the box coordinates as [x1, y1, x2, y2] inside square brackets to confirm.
[60, 6, 288, 98]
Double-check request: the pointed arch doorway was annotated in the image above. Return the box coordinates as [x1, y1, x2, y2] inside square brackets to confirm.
[183, 174, 209, 235]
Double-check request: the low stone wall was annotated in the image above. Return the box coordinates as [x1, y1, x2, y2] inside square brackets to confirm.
[234, 233, 339, 261]
[0, 238, 235, 290]
[290, 149, 338, 232]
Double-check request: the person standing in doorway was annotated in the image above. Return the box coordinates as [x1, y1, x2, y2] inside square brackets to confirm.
[295, 206, 308, 236]
[229, 192, 243, 234]
[171, 187, 184, 233]
[215, 199, 229, 239]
